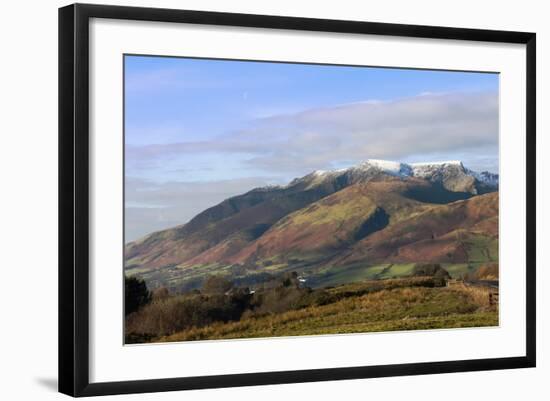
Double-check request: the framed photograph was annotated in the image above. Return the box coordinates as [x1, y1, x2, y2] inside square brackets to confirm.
[59, 3, 536, 397]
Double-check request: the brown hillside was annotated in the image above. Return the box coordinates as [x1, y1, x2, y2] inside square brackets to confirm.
[224, 177, 433, 265]
[337, 191, 498, 265]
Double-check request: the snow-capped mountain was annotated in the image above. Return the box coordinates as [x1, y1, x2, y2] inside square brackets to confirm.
[126, 158, 499, 292]
[286, 159, 498, 195]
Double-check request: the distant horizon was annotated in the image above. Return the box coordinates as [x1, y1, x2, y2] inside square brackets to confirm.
[125, 55, 499, 241]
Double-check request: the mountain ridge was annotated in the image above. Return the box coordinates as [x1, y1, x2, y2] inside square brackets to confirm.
[125, 159, 499, 292]
[259, 159, 498, 191]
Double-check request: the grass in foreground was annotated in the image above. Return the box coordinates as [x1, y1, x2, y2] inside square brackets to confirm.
[155, 281, 498, 343]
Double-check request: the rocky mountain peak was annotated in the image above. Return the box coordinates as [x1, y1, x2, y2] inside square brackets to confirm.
[288, 159, 497, 194]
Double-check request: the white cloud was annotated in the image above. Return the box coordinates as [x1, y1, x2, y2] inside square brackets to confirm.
[126, 91, 498, 176]
[240, 91, 498, 172]
[125, 91, 499, 238]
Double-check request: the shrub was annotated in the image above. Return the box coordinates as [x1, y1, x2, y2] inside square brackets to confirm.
[294, 289, 337, 308]
[202, 275, 233, 295]
[151, 287, 170, 301]
[125, 290, 252, 338]
[467, 263, 499, 281]
[450, 285, 496, 311]
[412, 263, 450, 281]
[250, 286, 309, 315]
[260, 271, 300, 290]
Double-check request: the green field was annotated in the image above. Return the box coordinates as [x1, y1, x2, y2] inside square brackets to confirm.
[127, 260, 496, 293]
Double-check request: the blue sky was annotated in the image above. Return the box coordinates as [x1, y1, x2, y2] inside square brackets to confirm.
[125, 55, 499, 241]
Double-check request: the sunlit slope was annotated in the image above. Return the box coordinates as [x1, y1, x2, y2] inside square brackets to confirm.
[335, 191, 498, 266]
[125, 162, 498, 291]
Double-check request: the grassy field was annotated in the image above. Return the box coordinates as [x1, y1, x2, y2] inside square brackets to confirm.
[143, 278, 498, 343]
[127, 258, 496, 294]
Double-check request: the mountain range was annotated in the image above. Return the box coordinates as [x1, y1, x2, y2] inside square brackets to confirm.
[125, 160, 499, 291]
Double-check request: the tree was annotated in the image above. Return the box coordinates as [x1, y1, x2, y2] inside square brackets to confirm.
[281, 271, 300, 288]
[201, 275, 233, 295]
[412, 263, 450, 279]
[125, 276, 151, 316]
[412, 263, 450, 286]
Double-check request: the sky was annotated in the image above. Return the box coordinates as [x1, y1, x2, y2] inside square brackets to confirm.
[125, 55, 499, 242]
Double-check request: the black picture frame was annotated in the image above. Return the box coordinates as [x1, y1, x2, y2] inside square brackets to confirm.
[59, 3, 536, 397]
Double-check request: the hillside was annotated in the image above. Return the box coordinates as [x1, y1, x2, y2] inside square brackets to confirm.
[126, 277, 499, 343]
[125, 160, 498, 292]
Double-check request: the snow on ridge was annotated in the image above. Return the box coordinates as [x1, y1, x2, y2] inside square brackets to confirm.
[307, 159, 466, 179]
[292, 159, 497, 189]
[361, 159, 405, 174]
[410, 160, 463, 167]
[252, 159, 498, 193]
[410, 161, 465, 179]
